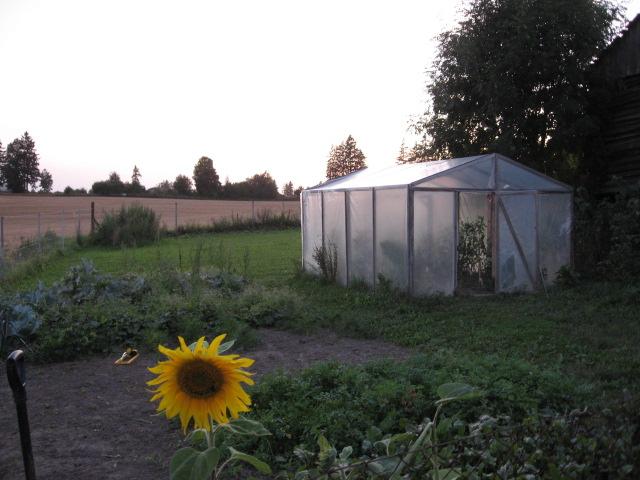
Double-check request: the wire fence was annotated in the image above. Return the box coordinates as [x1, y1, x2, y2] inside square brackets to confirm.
[0, 198, 300, 261]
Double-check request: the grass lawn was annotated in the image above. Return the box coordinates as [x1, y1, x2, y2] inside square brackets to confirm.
[8, 229, 301, 290]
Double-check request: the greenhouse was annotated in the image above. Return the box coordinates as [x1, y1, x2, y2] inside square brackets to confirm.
[301, 153, 572, 295]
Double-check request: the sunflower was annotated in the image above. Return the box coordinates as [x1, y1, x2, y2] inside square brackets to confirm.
[148, 334, 254, 432]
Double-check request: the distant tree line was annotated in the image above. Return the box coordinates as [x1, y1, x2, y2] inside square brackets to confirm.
[0, 132, 54, 193]
[88, 156, 302, 200]
[1, 133, 305, 199]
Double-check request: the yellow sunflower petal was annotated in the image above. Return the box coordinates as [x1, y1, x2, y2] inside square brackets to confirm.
[148, 335, 254, 434]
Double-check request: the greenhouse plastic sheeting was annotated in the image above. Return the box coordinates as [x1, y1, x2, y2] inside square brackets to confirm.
[347, 190, 374, 285]
[302, 192, 323, 272]
[375, 188, 408, 290]
[309, 156, 485, 190]
[413, 191, 455, 295]
[323, 191, 347, 285]
[498, 193, 536, 292]
[537, 193, 572, 283]
[416, 156, 495, 190]
[497, 158, 566, 191]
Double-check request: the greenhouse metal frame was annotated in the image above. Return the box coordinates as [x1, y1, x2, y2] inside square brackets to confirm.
[301, 153, 573, 295]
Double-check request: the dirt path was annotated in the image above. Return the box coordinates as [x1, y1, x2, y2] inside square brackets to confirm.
[0, 329, 411, 480]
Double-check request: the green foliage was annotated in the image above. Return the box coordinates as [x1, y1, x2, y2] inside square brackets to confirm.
[457, 217, 492, 292]
[39, 168, 53, 193]
[91, 171, 146, 195]
[414, 0, 621, 182]
[279, 403, 639, 479]
[222, 172, 280, 200]
[221, 285, 303, 328]
[170, 416, 271, 480]
[312, 243, 338, 283]
[574, 187, 640, 279]
[193, 156, 222, 197]
[173, 174, 193, 195]
[246, 356, 580, 464]
[1, 131, 40, 193]
[173, 210, 300, 236]
[91, 203, 160, 247]
[326, 135, 367, 180]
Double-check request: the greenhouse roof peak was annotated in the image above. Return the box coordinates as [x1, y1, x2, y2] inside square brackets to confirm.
[307, 153, 570, 192]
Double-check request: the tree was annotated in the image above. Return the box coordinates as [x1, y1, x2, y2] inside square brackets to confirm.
[132, 165, 141, 185]
[173, 174, 193, 195]
[92, 171, 126, 195]
[154, 180, 175, 196]
[39, 169, 53, 192]
[1, 132, 41, 193]
[192, 156, 221, 197]
[283, 181, 294, 197]
[128, 166, 145, 194]
[413, 0, 621, 181]
[293, 186, 304, 198]
[326, 135, 366, 180]
[246, 172, 278, 199]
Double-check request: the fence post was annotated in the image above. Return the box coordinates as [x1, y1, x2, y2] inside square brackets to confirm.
[174, 202, 178, 231]
[90, 201, 95, 234]
[37, 212, 42, 253]
[76, 210, 81, 242]
[60, 209, 65, 250]
[251, 200, 255, 224]
[0, 216, 4, 260]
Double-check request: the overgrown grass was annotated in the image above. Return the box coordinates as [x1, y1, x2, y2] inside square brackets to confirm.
[3, 229, 300, 291]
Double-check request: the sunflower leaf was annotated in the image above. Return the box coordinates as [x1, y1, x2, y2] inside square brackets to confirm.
[188, 340, 210, 351]
[227, 447, 272, 474]
[219, 417, 271, 436]
[435, 383, 484, 405]
[217, 339, 235, 354]
[170, 446, 221, 480]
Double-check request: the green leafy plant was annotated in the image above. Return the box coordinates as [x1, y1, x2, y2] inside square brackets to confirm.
[457, 217, 492, 292]
[312, 243, 338, 283]
[91, 203, 160, 247]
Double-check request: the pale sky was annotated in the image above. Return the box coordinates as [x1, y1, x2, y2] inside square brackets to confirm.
[1, 0, 639, 192]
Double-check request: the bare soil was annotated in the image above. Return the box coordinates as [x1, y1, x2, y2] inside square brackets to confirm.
[0, 194, 299, 249]
[0, 329, 411, 480]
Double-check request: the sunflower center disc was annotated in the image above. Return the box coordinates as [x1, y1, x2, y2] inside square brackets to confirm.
[178, 360, 224, 398]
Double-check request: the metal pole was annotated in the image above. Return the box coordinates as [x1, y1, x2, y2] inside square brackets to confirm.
[174, 202, 178, 231]
[6, 350, 37, 480]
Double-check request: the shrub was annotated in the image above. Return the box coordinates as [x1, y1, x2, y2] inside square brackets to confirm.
[312, 243, 338, 283]
[91, 203, 160, 247]
[574, 187, 640, 279]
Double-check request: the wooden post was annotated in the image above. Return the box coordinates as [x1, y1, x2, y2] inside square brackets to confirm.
[174, 202, 178, 231]
[76, 210, 81, 241]
[60, 209, 65, 250]
[37, 213, 42, 253]
[90, 201, 95, 234]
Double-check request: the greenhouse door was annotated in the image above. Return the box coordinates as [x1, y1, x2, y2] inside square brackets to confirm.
[457, 192, 495, 294]
[496, 193, 537, 292]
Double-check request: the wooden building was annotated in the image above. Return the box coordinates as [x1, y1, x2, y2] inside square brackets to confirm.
[593, 14, 640, 190]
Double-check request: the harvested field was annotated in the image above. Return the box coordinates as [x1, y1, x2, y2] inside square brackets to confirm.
[0, 194, 299, 249]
